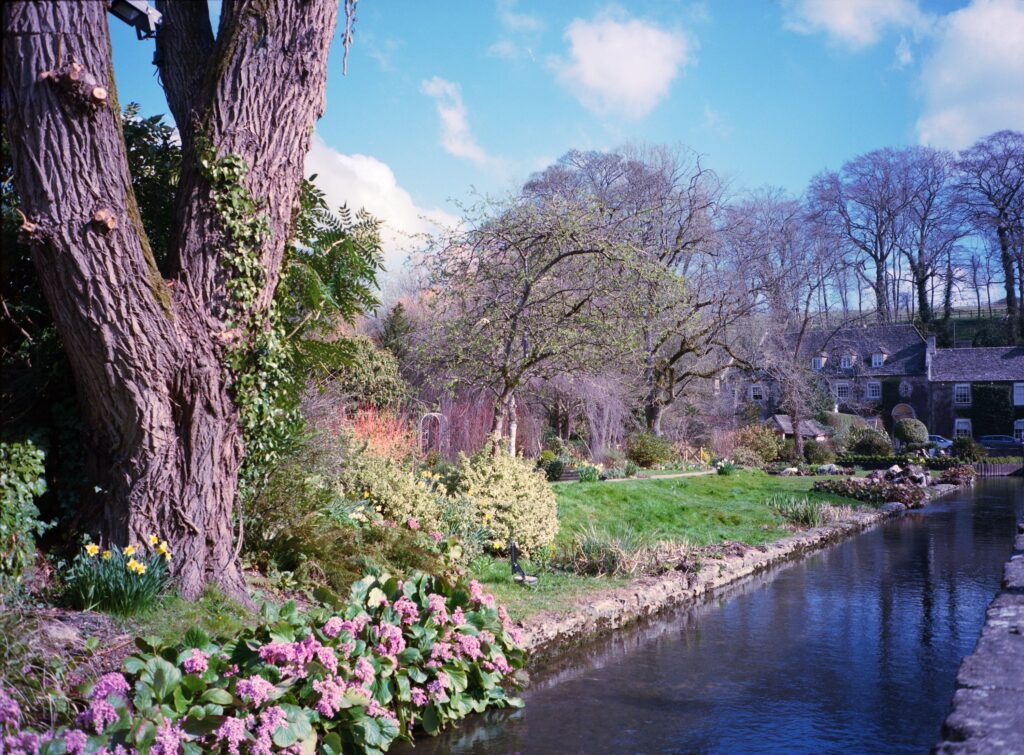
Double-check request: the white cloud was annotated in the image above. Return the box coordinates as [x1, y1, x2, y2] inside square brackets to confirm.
[894, 36, 913, 68]
[782, 0, 931, 48]
[304, 135, 457, 273]
[488, 0, 543, 61]
[551, 10, 691, 119]
[420, 76, 499, 169]
[916, 0, 1024, 149]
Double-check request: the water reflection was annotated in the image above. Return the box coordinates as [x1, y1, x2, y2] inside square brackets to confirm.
[401, 480, 1024, 755]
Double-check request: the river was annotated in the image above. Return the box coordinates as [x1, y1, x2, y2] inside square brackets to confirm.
[407, 478, 1024, 754]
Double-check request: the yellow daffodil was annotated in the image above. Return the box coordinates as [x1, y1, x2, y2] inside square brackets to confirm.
[102, 550, 112, 560]
[126, 557, 141, 572]
[492, 539, 505, 551]
[149, 534, 159, 545]
[136, 563, 147, 574]
[85, 543, 100, 557]
[123, 544, 137, 556]
[363, 491, 370, 498]
[156, 540, 170, 555]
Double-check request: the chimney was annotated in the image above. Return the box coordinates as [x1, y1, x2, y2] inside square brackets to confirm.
[925, 335, 935, 380]
[926, 334, 936, 354]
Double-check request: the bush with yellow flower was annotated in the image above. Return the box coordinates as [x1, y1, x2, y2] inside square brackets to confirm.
[64, 534, 173, 616]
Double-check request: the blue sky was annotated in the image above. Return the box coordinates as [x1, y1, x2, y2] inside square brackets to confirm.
[110, 0, 1024, 268]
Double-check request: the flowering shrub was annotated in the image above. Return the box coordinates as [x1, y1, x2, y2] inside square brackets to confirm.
[453, 448, 558, 557]
[576, 463, 602, 483]
[811, 478, 926, 508]
[5, 571, 525, 754]
[338, 456, 443, 532]
[939, 465, 976, 486]
[348, 406, 420, 462]
[63, 537, 172, 616]
[734, 425, 785, 464]
[715, 459, 737, 476]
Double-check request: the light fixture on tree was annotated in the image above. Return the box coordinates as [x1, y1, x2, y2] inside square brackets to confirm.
[107, 0, 162, 40]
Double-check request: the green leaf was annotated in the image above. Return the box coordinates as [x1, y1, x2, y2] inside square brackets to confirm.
[149, 658, 181, 700]
[199, 688, 234, 705]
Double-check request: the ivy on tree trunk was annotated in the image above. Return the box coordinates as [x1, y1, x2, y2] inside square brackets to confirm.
[1, 0, 338, 600]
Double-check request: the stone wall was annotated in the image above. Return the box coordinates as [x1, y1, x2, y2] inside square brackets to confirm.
[935, 517, 1024, 753]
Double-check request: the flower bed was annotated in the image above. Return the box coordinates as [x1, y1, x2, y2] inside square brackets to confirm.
[1, 572, 524, 754]
[811, 478, 926, 508]
[938, 465, 977, 486]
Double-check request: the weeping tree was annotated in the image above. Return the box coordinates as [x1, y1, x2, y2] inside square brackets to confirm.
[0, 0, 354, 599]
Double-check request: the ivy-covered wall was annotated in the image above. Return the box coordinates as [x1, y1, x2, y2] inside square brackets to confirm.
[961, 383, 1014, 437]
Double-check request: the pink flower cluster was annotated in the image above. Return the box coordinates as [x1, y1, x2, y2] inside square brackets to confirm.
[182, 648, 208, 675]
[251, 706, 288, 755]
[258, 635, 335, 678]
[214, 715, 253, 755]
[468, 579, 496, 608]
[374, 623, 406, 658]
[405, 517, 420, 530]
[150, 717, 186, 755]
[236, 675, 276, 706]
[426, 593, 448, 625]
[322, 614, 368, 639]
[392, 596, 420, 626]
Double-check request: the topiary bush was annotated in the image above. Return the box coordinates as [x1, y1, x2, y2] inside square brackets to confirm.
[0, 441, 49, 593]
[802, 439, 835, 465]
[848, 427, 893, 456]
[894, 418, 929, 447]
[453, 448, 559, 557]
[625, 432, 675, 468]
[734, 424, 785, 464]
[952, 436, 987, 462]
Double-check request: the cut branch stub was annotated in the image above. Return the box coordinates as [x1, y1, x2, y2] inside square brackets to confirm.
[91, 209, 117, 232]
[41, 61, 108, 110]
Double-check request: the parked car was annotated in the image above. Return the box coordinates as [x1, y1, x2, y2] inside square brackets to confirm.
[977, 435, 1024, 452]
[928, 435, 953, 451]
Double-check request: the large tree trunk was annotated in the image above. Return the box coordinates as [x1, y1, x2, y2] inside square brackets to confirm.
[2, 0, 337, 599]
[996, 225, 1020, 341]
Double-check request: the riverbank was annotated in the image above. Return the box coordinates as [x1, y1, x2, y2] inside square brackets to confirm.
[936, 515, 1024, 753]
[518, 482, 959, 663]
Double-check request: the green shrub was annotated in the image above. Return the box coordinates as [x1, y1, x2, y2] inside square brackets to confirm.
[244, 440, 444, 593]
[821, 412, 867, 453]
[553, 524, 659, 576]
[848, 427, 893, 456]
[0, 441, 49, 592]
[319, 334, 409, 408]
[13, 571, 526, 753]
[536, 450, 566, 482]
[765, 495, 827, 527]
[952, 436, 987, 462]
[63, 539, 172, 616]
[731, 447, 763, 468]
[625, 432, 675, 468]
[735, 424, 785, 464]
[338, 455, 443, 531]
[453, 448, 559, 557]
[894, 418, 929, 446]
[803, 439, 835, 465]
[624, 461, 639, 478]
[715, 459, 737, 475]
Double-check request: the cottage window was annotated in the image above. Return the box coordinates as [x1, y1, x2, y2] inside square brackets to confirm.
[840, 355, 854, 369]
[871, 353, 885, 368]
[867, 382, 882, 400]
[1014, 383, 1024, 406]
[954, 383, 972, 406]
[750, 384, 764, 401]
[811, 356, 825, 371]
[834, 382, 851, 401]
[1015, 420, 1024, 443]
[954, 418, 972, 438]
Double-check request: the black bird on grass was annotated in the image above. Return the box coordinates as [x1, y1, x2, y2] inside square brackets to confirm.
[510, 541, 538, 586]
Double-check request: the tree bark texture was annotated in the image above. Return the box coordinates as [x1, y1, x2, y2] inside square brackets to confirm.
[1, 0, 337, 599]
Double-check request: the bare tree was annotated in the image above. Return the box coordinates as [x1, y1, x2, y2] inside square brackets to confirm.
[1, 0, 343, 598]
[957, 130, 1024, 341]
[525, 146, 749, 436]
[808, 149, 911, 323]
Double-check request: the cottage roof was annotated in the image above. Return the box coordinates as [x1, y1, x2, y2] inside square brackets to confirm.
[794, 324, 926, 376]
[767, 414, 831, 438]
[930, 346, 1024, 381]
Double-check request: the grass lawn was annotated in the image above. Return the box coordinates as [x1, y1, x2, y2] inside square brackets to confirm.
[473, 469, 863, 620]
